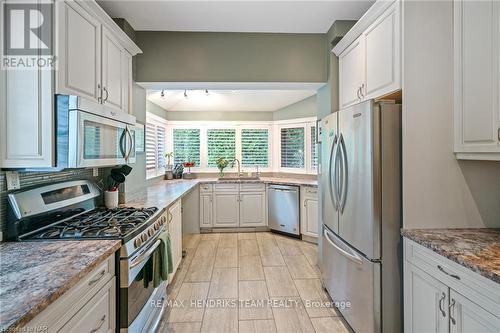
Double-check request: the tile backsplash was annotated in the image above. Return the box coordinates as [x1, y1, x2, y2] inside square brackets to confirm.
[0, 169, 102, 239]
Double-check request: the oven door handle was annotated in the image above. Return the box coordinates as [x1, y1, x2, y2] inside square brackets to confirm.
[130, 239, 162, 269]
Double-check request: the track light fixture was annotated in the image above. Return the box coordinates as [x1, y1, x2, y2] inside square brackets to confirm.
[160, 90, 165, 99]
[184, 90, 188, 98]
[205, 89, 209, 96]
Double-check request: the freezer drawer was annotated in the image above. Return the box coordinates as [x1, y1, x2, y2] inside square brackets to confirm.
[267, 184, 299, 236]
[322, 225, 381, 333]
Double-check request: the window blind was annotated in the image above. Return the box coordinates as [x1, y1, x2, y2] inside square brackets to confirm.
[311, 126, 317, 169]
[145, 116, 167, 178]
[207, 129, 236, 167]
[173, 129, 200, 166]
[241, 129, 269, 167]
[280, 127, 304, 168]
[145, 122, 157, 172]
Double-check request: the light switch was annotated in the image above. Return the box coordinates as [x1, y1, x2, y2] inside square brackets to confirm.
[6, 171, 20, 190]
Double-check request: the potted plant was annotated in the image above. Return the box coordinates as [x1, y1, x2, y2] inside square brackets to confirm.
[165, 152, 174, 180]
[216, 158, 229, 178]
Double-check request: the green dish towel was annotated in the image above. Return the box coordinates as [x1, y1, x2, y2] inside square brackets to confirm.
[152, 231, 174, 288]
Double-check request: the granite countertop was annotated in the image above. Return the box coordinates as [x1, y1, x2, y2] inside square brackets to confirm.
[124, 177, 317, 211]
[0, 240, 121, 331]
[402, 228, 500, 284]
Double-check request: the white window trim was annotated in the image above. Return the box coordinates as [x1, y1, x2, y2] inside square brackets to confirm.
[165, 117, 317, 175]
[146, 112, 168, 180]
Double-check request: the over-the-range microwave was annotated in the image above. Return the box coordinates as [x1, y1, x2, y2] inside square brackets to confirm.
[55, 95, 138, 169]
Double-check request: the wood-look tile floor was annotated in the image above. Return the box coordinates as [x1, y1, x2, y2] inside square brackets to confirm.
[158, 232, 352, 333]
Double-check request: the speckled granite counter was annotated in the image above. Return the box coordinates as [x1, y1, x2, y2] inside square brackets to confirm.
[402, 228, 500, 284]
[0, 240, 121, 331]
[125, 177, 317, 212]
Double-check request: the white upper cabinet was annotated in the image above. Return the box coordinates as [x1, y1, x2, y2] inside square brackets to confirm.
[335, 0, 401, 109]
[102, 27, 125, 111]
[454, 0, 500, 160]
[57, 0, 101, 102]
[339, 36, 365, 108]
[363, 1, 400, 100]
[56, 0, 140, 114]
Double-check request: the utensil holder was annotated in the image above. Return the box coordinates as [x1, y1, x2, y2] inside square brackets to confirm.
[104, 190, 119, 209]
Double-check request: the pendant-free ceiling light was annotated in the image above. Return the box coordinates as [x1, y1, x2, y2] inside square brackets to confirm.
[184, 90, 188, 98]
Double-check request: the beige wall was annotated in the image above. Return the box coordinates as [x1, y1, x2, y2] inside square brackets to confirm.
[135, 31, 327, 83]
[273, 95, 317, 120]
[402, 0, 500, 229]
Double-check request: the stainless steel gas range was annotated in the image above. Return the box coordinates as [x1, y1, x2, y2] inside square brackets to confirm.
[6, 180, 168, 333]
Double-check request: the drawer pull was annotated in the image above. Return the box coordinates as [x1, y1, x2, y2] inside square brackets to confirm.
[449, 299, 456, 325]
[90, 315, 106, 333]
[437, 265, 461, 280]
[88, 269, 106, 286]
[438, 292, 446, 317]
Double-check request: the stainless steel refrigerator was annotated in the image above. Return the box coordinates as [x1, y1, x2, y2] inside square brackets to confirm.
[319, 100, 402, 333]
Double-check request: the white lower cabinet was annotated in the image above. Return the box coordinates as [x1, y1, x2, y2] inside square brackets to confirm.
[213, 192, 240, 227]
[239, 192, 266, 227]
[24, 255, 116, 332]
[200, 193, 213, 228]
[59, 279, 115, 333]
[168, 199, 182, 276]
[404, 239, 500, 333]
[300, 187, 319, 238]
[449, 290, 500, 333]
[404, 264, 449, 333]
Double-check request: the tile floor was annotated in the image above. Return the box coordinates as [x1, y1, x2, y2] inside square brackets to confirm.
[158, 232, 351, 333]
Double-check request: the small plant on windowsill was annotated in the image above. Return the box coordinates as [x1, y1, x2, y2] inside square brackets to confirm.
[216, 158, 229, 178]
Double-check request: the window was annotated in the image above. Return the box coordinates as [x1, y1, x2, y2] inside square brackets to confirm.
[241, 129, 269, 167]
[207, 129, 236, 167]
[146, 113, 167, 179]
[310, 125, 317, 169]
[173, 129, 200, 166]
[280, 127, 305, 168]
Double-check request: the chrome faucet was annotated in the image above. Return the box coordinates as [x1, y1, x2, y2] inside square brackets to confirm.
[231, 158, 242, 177]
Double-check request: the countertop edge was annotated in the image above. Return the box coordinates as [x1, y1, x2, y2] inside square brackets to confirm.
[4, 241, 121, 331]
[401, 230, 499, 285]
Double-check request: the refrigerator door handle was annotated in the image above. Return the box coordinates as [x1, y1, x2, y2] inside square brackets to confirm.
[329, 135, 339, 210]
[323, 228, 363, 265]
[339, 134, 348, 213]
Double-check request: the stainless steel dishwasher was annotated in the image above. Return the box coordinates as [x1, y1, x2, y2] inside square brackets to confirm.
[267, 184, 300, 236]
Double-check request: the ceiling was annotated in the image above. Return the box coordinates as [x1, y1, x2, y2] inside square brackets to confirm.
[148, 90, 316, 112]
[98, 0, 374, 33]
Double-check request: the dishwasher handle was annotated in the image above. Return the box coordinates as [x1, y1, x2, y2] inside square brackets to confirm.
[268, 184, 299, 192]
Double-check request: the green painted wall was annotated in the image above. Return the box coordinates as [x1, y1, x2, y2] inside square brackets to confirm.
[273, 95, 317, 121]
[146, 100, 168, 119]
[135, 31, 327, 83]
[165, 111, 273, 122]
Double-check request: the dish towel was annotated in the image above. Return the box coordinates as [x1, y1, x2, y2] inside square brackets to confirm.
[152, 231, 174, 288]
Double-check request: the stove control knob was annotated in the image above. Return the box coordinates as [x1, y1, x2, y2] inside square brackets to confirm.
[134, 238, 142, 248]
[141, 233, 148, 242]
[148, 228, 154, 236]
[154, 222, 160, 230]
[161, 216, 166, 224]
